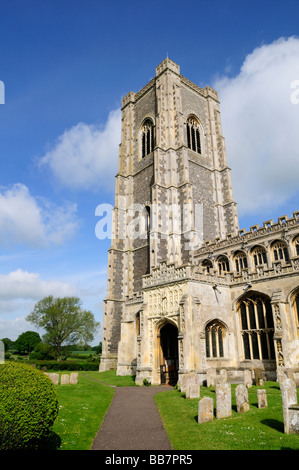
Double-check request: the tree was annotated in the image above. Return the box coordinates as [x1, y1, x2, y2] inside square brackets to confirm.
[26, 296, 100, 360]
[14, 331, 41, 354]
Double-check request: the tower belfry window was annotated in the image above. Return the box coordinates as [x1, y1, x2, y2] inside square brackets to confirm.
[141, 120, 154, 157]
[186, 117, 201, 154]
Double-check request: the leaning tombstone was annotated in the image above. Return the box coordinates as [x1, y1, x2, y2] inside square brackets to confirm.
[286, 369, 295, 381]
[198, 397, 214, 423]
[70, 372, 78, 384]
[235, 384, 250, 413]
[216, 382, 232, 419]
[277, 369, 287, 384]
[207, 368, 216, 387]
[280, 378, 298, 434]
[244, 370, 252, 388]
[61, 374, 70, 385]
[257, 389, 267, 409]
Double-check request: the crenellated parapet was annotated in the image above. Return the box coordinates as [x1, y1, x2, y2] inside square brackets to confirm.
[194, 212, 299, 280]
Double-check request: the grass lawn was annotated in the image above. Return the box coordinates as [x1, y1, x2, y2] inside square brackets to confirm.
[155, 381, 299, 450]
[49, 370, 136, 450]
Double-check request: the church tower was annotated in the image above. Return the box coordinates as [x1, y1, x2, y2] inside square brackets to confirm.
[100, 58, 239, 378]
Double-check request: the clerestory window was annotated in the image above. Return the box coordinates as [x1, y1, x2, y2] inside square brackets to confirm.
[271, 240, 289, 263]
[251, 246, 267, 267]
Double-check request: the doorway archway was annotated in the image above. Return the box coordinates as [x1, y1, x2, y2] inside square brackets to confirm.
[159, 322, 179, 385]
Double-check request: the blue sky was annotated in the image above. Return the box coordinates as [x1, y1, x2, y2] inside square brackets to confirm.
[0, 0, 299, 343]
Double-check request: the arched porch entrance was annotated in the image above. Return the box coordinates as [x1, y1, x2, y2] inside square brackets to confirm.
[159, 322, 179, 385]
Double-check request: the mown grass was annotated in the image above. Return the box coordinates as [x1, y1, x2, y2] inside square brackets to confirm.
[51, 373, 115, 450]
[49, 370, 135, 450]
[155, 381, 299, 450]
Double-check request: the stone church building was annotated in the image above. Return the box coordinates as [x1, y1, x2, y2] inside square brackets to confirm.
[100, 58, 299, 386]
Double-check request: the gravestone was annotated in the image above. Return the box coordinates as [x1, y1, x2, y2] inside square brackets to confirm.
[219, 369, 227, 383]
[48, 373, 59, 385]
[235, 384, 250, 413]
[187, 383, 200, 399]
[254, 368, 263, 385]
[288, 405, 299, 434]
[277, 369, 287, 384]
[244, 370, 252, 388]
[280, 378, 298, 433]
[216, 383, 232, 419]
[207, 368, 216, 387]
[198, 397, 214, 423]
[286, 369, 295, 381]
[61, 374, 70, 385]
[70, 372, 78, 384]
[257, 389, 267, 408]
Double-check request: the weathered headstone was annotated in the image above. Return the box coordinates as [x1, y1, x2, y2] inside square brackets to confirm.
[70, 372, 78, 384]
[180, 374, 188, 393]
[244, 369, 252, 388]
[288, 405, 299, 434]
[219, 369, 227, 383]
[61, 374, 70, 385]
[198, 397, 214, 423]
[187, 383, 200, 399]
[235, 384, 250, 413]
[216, 382, 232, 419]
[277, 369, 287, 384]
[254, 368, 263, 385]
[280, 378, 298, 434]
[181, 372, 199, 395]
[286, 369, 295, 381]
[49, 373, 59, 385]
[207, 368, 216, 387]
[257, 389, 267, 408]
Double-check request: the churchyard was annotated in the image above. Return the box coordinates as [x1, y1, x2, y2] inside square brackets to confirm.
[48, 370, 299, 450]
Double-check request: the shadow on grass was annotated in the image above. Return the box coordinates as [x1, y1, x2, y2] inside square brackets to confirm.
[38, 431, 62, 450]
[261, 419, 284, 433]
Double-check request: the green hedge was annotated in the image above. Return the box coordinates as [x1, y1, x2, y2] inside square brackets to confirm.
[0, 362, 59, 449]
[31, 360, 100, 371]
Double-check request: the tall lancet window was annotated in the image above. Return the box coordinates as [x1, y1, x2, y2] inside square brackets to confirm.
[186, 116, 201, 154]
[141, 119, 154, 157]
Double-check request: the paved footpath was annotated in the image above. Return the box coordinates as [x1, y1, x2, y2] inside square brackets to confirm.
[91, 385, 173, 450]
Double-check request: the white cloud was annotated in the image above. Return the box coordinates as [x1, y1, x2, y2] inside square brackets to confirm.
[0, 183, 78, 248]
[0, 269, 77, 339]
[213, 36, 299, 216]
[39, 109, 121, 192]
[0, 269, 77, 301]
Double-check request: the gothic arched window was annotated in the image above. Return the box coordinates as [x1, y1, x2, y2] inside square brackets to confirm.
[293, 236, 299, 256]
[234, 251, 248, 273]
[202, 259, 213, 273]
[141, 119, 154, 157]
[205, 320, 225, 358]
[218, 255, 230, 275]
[292, 290, 299, 330]
[271, 240, 290, 263]
[238, 292, 275, 360]
[251, 246, 267, 267]
[186, 116, 201, 154]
